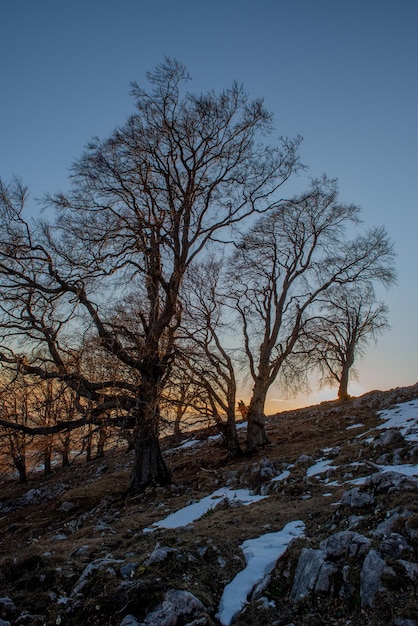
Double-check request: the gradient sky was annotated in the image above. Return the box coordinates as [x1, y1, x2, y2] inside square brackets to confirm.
[1, 0, 417, 410]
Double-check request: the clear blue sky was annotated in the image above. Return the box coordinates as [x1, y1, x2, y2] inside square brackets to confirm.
[1, 0, 417, 406]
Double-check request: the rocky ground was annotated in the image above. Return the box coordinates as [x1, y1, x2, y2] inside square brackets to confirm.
[1, 383, 418, 626]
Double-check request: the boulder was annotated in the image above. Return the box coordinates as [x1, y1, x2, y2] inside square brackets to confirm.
[365, 471, 418, 493]
[141, 589, 205, 626]
[360, 549, 395, 608]
[320, 531, 371, 559]
[373, 429, 405, 448]
[341, 487, 374, 508]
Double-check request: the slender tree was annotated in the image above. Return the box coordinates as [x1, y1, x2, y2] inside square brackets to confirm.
[178, 259, 243, 458]
[0, 59, 301, 491]
[303, 284, 390, 399]
[227, 177, 396, 451]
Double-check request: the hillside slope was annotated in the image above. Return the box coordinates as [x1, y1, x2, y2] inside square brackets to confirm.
[1, 383, 418, 626]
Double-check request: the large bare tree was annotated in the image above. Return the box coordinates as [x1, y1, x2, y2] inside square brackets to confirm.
[0, 59, 301, 492]
[227, 176, 396, 451]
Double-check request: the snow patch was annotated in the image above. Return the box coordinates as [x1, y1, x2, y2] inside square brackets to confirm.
[216, 520, 305, 626]
[143, 488, 267, 532]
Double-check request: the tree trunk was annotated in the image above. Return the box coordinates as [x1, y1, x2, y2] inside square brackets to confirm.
[15, 457, 27, 483]
[128, 364, 172, 493]
[96, 424, 107, 458]
[61, 433, 71, 467]
[221, 410, 243, 459]
[44, 449, 53, 475]
[246, 384, 269, 452]
[338, 348, 355, 399]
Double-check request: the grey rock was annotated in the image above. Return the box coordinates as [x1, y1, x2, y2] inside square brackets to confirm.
[341, 487, 374, 508]
[365, 471, 418, 493]
[0, 597, 16, 616]
[373, 429, 405, 448]
[295, 455, 314, 466]
[360, 549, 395, 608]
[380, 534, 413, 558]
[320, 531, 371, 558]
[374, 510, 410, 537]
[398, 559, 418, 581]
[290, 548, 326, 601]
[120, 616, 140, 626]
[259, 458, 277, 479]
[120, 563, 139, 580]
[347, 515, 364, 529]
[404, 519, 418, 542]
[59, 501, 74, 513]
[144, 546, 180, 566]
[393, 620, 418, 626]
[142, 589, 205, 626]
[72, 556, 123, 596]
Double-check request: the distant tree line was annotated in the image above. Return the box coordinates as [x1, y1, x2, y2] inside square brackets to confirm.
[0, 59, 396, 490]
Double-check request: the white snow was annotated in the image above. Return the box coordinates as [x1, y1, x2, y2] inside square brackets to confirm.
[272, 469, 291, 482]
[174, 439, 201, 450]
[306, 458, 336, 477]
[143, 488, 267, 532]
[347, 422, 364, 430]
[378, 463, 418, 477]
[377, 398, 418, 441]
[216, 520, 305, 626]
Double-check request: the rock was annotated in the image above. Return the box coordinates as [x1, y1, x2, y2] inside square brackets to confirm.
[360, 549, 395, 608]
[144, 546, 180, 566]
[59, 501, 74, 513]
[373, 429, 405, 448]
[120, 616, 140, 626]
[380, 534, 413, 558]
[374, 510, 411, 537]
[295, 455, 314, 466]
[398, 560, 418, 581]
[120, 563, 139, 580]
[393, 620, 418, 626]
[259, 458, 277, 479]
[96, 463, 109, 475]
[15, 614, 44, 624]
[0, 597, 16, 617]
[290, 548, 327, 601]
[71, 556, 124, 596]
[365, 471, 418, 493]
[341, 487, 374, 508]
[320, 531, 371, 558]
[404, 517, 418, 542]
[142, 589, 205, 626]
[0, 619, 11, 626]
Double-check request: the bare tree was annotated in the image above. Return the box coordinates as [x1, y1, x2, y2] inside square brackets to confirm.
[228, 176, 396, 451]
[178, 259, 243, 458]
[302, 284, 390, 399]
[0, 59, 301, 492]
[0, 374, 31, 482]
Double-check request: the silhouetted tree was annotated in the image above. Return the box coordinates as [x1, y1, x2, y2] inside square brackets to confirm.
[0, 59, 301, 491]
[227, 177, 396, 451]
[303, 284, 390, 399]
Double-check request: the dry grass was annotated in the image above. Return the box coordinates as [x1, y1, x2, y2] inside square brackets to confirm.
[0, 383, 417, 625]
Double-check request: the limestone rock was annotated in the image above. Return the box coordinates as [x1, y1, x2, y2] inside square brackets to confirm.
[360, 549, 395, 608]
[320, 531, 371, 559]
[373, 429, 405, 448]
[141, 589, 205, 626]
[341, 487, 374, 508]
